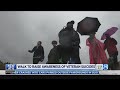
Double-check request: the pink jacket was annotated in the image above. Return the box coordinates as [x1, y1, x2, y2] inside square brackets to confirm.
[86, 37, 108, 64]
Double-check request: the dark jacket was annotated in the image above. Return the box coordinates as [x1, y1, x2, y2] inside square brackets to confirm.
[58, 27, 81, 63]
[104, 37, 118, 56]
[30, 45, 44, 59]
[48, 46, 60, 64]
[58, 27, 80, 48]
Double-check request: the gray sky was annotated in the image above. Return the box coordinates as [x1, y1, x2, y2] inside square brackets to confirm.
[0, 11, 120, 64]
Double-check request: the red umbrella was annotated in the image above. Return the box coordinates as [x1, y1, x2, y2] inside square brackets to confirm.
[101, 27, 118, 40]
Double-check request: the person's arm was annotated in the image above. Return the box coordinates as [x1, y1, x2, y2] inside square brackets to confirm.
[58, 27, 65, 38]
[112, 38, 117, 45]
[48, 49, 52, 63]
[28, 46, 36, 53]
[41, 46, 44, 59]
[104, 40, 107, 50]
[48, 51, 51, 59]
[72, 31, 80, 47]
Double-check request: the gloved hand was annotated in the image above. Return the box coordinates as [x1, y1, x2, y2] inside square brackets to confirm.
[28, 50, 31, 52]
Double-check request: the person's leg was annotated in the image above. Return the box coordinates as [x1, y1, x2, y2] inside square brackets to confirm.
[60, 47, 70, 64]
[57, 45, 65, 64]
[108, 57, 114, 70]
[75, 57, 81, 64]
[72, 46, 81, 64]
[113, 55, 118, 70]
[109, 55, 118, 70]
[33, 58, 39, 64]
[36, 59, 40, 64]
[33, 58, 36, 64]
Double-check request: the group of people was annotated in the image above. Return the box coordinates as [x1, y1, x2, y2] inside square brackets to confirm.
[28, 20, 119, 70]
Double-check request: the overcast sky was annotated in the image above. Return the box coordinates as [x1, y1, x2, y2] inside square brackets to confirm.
[0, 11, 120, 64]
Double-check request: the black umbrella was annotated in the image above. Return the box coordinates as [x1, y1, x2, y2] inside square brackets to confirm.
[77, 17, 101, 35]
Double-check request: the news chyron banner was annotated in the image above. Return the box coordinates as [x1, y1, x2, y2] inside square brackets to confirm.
[5, 64, 108, 75]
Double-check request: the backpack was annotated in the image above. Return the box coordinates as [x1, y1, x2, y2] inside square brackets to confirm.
[58, 27, 80, 48]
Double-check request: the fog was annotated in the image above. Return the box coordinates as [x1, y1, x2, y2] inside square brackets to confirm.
[0, 11, 120, 64]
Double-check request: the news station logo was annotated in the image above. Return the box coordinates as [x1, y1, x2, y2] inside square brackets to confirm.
[96, 64, 108, 70]
[103, 64, 108, 70]
[6, 64, 16, 70]
[96, 64, 103, 70]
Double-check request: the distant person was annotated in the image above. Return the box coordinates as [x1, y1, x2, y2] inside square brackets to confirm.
[104, 34, 118, 69]
[28, 41, 44, 64]
[86, 32, 108, 64]
[47, 40, 60, 64]
[58, 20, 81, 64]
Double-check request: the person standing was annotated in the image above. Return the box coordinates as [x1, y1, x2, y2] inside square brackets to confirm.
[58, 20, 81, 64]
[86, 32, 108, 64]
[47, 40, 60, 64]
[28, 41, 44, 64]
[104, 34, 118, 69]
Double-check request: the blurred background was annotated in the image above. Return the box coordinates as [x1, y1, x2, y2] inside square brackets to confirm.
[0, 11, 120, 64]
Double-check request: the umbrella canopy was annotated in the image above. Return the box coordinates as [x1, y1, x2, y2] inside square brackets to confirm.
[101, 27, 118, 40]
[77, 17, 101, 35]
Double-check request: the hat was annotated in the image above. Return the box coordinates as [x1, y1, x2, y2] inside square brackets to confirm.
[38, 41, 42, 44]
[52, 40, 57, 44]
[67, 20, 75, 25]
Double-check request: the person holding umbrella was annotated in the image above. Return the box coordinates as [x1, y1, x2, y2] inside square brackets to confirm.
[77, 17, 108, 64]
[86, 32, 108, 64]
[101, 27, 119, 70]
